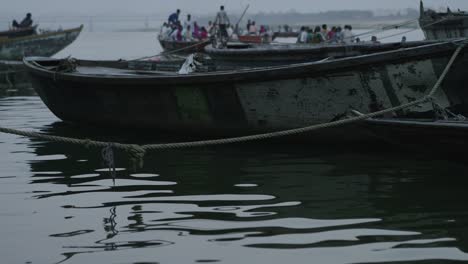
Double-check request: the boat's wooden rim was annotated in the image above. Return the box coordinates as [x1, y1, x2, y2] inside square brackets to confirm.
[0, 25, 83, 45]
[204, 40, 443, 55]
[23, 40, 465, 86]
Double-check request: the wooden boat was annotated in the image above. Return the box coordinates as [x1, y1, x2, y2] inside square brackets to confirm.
[205, 40, 440, 67]
[158, 37, 210, 54]
[0, 25, 38, 39]
[419, 0, 468, 40]
[237, 35, 271, 44]
[0, 25, 83, 60]
[272, 31, 300, 39]
[23, 40, 468, 138]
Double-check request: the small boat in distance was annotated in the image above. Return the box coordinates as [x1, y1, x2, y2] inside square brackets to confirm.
[0, 25, 83, 60]
[23, 40, 468, 139]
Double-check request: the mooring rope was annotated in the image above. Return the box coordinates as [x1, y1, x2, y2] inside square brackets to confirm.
[0, 44, 464, 169]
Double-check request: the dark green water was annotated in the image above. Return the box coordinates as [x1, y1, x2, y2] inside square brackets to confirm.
[1, 96, 468, 264]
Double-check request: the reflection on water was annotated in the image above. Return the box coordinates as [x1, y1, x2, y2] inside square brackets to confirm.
[1, 97, 468, 264]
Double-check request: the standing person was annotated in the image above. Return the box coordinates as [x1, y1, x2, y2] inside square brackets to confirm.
[193, 22, 200, 39]
[12, 13, 33, 29]
[249, 21, 257, 35]
[335, 26, 343, 43]
[297, 26, 307, 43]
[214, 5, 231, 39]
[168, 9, 180, 25]
[207, 21, 214, 36]
[247, 19, 252, 33]
[321, 24, 328, 40]
[327, 26, 337, 42]
[183, 25, 193, 41]
[184, 14, 192, 28]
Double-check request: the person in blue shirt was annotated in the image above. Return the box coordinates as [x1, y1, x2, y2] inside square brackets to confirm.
[168, 9, 180, 25]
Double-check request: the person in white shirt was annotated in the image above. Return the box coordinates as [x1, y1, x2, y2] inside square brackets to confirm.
[342, 25, 355, 44]
[298, 26, 307, 43]
[183, 14, 192, 29]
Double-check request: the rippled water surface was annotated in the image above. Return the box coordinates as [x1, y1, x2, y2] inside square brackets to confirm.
[1, 96, 468, 264]
[2, 29, 468, 263]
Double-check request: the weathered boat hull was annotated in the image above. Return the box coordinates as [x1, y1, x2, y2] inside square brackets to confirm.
[419, 1, 468, 40]
[0, 25, 83, 60]
[158, 38, 209, 54]
[24, 41, 468, 137]
[0, 25, 38, 39]
[205, 41, 437, 67]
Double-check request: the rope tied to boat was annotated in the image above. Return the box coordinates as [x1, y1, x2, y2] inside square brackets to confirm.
[0, 44, 465, 171]
[101, 143, 117, 183]
[127, 144, 146, 171]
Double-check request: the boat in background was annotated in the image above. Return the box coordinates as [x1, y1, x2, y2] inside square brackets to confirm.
[238, 35, 272, 44]
[0, 25, 83, 60]
[158, 36, 210, 54]
[419, 0, 468, 40]
[205, 40, 440, 67]
[272, 31, 299, 39]
[23, 40, 468, 139]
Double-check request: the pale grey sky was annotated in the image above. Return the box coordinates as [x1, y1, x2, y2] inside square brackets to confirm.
[2, 0, 468, 16]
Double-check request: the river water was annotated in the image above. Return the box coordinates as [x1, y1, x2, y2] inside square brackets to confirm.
[2, 29, 468, 264]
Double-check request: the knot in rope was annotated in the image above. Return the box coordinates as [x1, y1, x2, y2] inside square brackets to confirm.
[127, 144, 146, 170]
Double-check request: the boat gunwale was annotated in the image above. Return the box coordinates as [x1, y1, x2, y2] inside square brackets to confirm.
[24, 40, 465, 86]
[204, 40, 442, 55]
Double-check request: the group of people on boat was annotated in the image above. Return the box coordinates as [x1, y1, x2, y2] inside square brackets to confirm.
[160, 6, 232, 42]
[297, 24, 355, 44]
[245, 20, 273, 37]
[160, 10, 209, 42]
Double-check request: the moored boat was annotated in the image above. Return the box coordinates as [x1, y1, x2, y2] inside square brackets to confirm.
[158, 36, 210, 54]
[272, 31, 299, 39]
[23, 40, 468, 138]
[204, 40, 440, 67]
[419, 0, 468, 40]
[0, 25, 83, 60]
[237, 35, 272, 44]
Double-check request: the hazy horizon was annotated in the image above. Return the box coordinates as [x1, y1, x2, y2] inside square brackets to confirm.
[2, 0, 468, 17]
